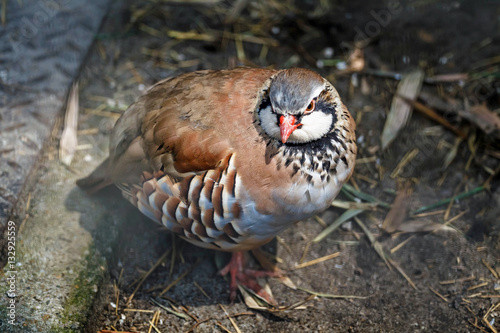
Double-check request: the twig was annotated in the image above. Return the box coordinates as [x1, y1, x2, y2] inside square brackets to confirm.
[429, 287, 448, 302]
[354, 217, 390, 269]
[388, 258, 417, 289]
[127, 248, 172, 304]
[482, 259, 499, 279]
[398, 95, 467, 140]
[150, 298, 191, 321]
[291, 252, 340, 270]
[159, 259, 201, 296]
[296, 287, 369, 299]
[219, 304, 242, 333]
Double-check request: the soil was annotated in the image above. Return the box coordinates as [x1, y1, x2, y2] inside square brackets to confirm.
[72, 1, 500, 332]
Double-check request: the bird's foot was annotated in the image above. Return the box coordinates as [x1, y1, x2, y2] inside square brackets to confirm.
[219, 251, 282, 304]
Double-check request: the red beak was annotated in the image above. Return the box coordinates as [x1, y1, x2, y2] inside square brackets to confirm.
[279, 115, 301, 144]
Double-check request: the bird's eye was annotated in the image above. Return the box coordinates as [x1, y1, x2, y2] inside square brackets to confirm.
[304, 99, 315, 114]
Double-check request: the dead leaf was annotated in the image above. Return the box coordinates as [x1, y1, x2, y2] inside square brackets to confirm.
[443, 137, 463, 169]
[397, 220, 455, 233]
[382, 182, 413, 233]
[461, 103, 500, 135]
[60, 82, 79, 166]
[238, 283, 276, 310]
[381, 69, 425, 149]
[238, 285, 311, 312]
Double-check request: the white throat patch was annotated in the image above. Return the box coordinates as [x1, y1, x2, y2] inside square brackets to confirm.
[259, 105, 333, 144]
[287, 112, 332, 144]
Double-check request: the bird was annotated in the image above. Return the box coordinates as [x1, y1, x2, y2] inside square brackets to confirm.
[77, 67, 357, 301]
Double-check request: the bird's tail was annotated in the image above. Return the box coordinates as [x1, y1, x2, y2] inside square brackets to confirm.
[76, 158, 113, 194]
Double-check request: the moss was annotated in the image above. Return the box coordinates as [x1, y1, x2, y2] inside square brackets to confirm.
[52, 245, 106, 333]
[0, 302, 11, 332]
[0, 269, 20, 332]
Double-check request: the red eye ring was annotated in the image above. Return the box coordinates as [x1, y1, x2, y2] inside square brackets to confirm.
[305, 99, 315, 113]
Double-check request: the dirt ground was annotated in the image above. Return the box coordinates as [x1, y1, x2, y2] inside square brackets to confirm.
[72, 0, 500, 332]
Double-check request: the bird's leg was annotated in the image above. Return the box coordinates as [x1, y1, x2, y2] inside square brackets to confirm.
[218, 251, 244, 301]
[219, 251, 282, 304]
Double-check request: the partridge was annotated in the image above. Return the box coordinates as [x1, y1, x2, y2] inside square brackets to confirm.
[77, 67, 357, 300]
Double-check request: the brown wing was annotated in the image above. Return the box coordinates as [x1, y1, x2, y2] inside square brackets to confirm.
[127, 153, 270, 252]
[77, 68, 276, 192]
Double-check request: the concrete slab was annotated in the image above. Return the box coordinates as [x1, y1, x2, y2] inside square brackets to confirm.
[0, 1, 112, 331]
[0, 0, 111, 254]
[0, 156, 108, 332]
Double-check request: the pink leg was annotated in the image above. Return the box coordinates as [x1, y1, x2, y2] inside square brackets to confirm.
[218, 251, 244, 301]
[219, 251, 281, 303]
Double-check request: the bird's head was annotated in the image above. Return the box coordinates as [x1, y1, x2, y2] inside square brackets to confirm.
[258, 68, 341, 145]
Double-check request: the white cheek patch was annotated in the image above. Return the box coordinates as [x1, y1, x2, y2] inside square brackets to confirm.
[259, 106, 281, 140]
[288, 112, 333, 143]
